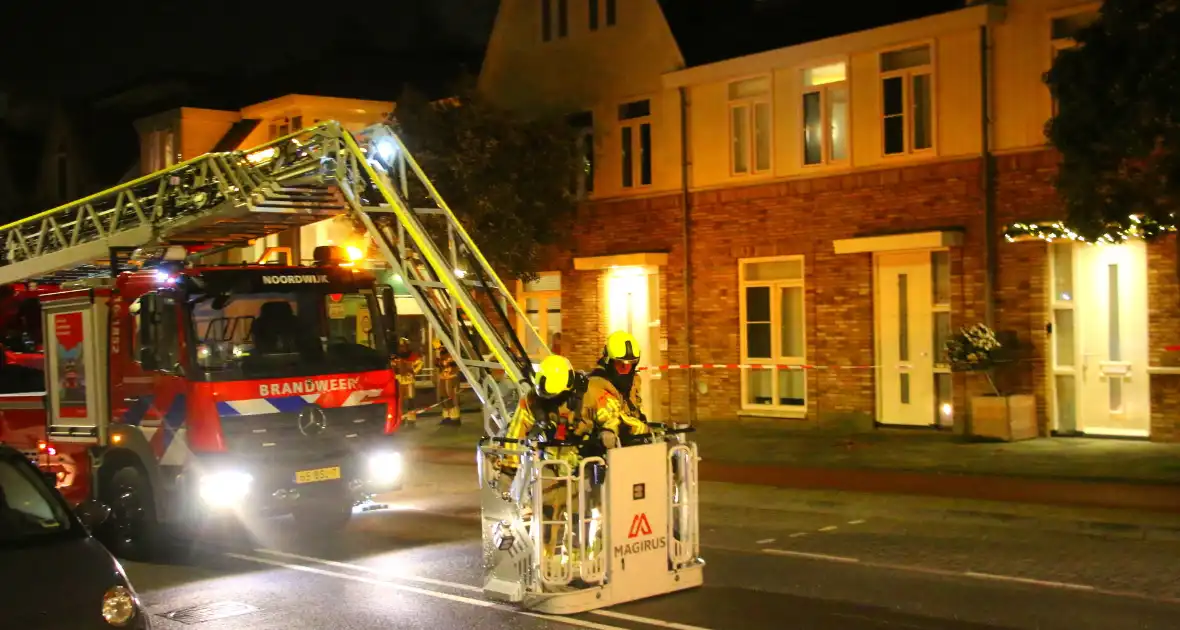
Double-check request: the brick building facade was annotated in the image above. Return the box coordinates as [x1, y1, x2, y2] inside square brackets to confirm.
[483, 0, 1178, 440]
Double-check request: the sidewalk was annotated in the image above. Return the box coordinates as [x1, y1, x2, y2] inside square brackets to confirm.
[396, 414, 1180, 513]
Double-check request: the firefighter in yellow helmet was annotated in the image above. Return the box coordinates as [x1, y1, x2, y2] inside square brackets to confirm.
[586, 330, 652, 446]
[434, 338, 462, 426]
[392, 337, 424, 428]
[499, 355, 589, 562]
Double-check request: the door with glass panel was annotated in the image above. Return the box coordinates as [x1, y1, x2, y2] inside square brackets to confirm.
[875, 251, 951, 427]
[1048, 242, 1150, 436]
[517, 273, 562, 360]
[740, 258, 806, 415]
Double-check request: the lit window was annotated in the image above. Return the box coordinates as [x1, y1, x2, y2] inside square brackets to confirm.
[740, 257, 806, 412]
[879, 44, 934, 156]
[618, 99, 651, 188]
[728, 77, 772, 175]
[801, 62, 849, 166]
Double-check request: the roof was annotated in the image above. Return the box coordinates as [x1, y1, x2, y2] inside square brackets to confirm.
[658, 0, 968, 68]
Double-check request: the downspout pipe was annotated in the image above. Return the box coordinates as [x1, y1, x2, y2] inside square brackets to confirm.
[981, 23, 997, 329]
[679, 86, 696, 425]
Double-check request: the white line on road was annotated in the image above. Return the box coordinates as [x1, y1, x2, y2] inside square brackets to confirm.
[761, 549, 860, 563]
[818, 526, 839, 532]
[755, 538, 775, 544]
[847, 520, 865, 525]
[788, 532, 807, 538]
[226, 552, 627, 630]
[963, 571, 1095, 591]
[755, 547, 1102, 593]
[250, 549, 717, 630]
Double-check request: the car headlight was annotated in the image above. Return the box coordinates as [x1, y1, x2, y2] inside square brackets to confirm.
[102, 585, 136, 626]
[198, 470, 253, 508]
[367, 451, 403, 485]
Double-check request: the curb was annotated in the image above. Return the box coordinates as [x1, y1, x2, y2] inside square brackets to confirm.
[410, 447, 1180, 518]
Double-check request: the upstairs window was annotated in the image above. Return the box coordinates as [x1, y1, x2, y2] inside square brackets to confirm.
[542, 0, 552, 41]
[880, 44, 934, 156]
[568, 111, 595, 198]
[801, 62, 849, 166]
[542, 0, 568, 41]
[618, 99, 651, 188]
[728, 77, 772, 176]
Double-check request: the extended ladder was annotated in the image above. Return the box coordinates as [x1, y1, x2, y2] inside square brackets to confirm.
[0, 121, 547, 434]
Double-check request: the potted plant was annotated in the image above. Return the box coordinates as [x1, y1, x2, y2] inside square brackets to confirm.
[944, 324, 1038, 441]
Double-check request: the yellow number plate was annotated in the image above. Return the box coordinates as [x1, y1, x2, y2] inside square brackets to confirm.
[294, 466, 342, 484]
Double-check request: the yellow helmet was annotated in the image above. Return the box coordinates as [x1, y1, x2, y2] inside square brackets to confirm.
[535, 354, 574, 398]
[604, 331, 640, 362]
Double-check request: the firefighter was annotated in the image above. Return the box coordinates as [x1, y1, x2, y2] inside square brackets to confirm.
[435, 339, 462, 426]
[392, 337, 424, 429]
[587, 330, 653, 446]
[498, 354, 585, 482]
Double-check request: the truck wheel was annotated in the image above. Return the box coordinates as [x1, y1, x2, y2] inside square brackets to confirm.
[100, 466, 162, 561]
[291, 501, 353, 537]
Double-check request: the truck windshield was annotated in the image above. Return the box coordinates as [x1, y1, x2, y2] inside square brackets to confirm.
[0, 456, 74, 547]
[190, 289, 390, 381]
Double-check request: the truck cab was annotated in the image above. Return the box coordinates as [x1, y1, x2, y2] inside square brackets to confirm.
[1, 244, 406, 558]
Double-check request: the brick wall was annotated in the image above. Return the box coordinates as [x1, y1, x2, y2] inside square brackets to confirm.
[544, 148, 1180, 440]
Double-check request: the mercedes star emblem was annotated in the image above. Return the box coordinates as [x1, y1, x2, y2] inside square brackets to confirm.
[297, 405, 328, 436]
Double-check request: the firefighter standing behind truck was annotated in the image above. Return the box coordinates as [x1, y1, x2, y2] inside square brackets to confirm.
[434, 339, 462, 426]
[392, 337, 424, 428]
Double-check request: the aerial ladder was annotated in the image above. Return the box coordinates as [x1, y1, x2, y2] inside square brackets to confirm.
[0, 120, 703, 613]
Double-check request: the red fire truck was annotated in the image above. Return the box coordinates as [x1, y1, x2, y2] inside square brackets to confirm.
[0, 244, 404, 559]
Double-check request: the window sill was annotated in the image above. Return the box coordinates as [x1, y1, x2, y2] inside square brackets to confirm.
[738, 407, 807, 419]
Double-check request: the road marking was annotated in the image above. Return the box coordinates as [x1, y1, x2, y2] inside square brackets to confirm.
[754, 547, 1102, 593]
[755, 538, 775, 544]
[255, 548, 481, 592]
[848, 520, 865, 525]
[761, 549, 860, 563]
[226, 553, 627, 630]
[818, 526, 838, 532]
[250, 549, 716, 630]
[788, 532, 807, 538]
[591, 610, 717, 630]
[963, 571, 1095, 591]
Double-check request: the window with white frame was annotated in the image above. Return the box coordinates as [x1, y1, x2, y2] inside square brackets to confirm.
[931, 250, 953, 427]
[740, 257, 806, 412]
[728, 76, 772, 175]
[879, 44, 934, 156]
[801, 62, 849, 166]
[1049, 9, 1099, 115]
[618, 99, 651, 188]
[517, 273, 562, 359]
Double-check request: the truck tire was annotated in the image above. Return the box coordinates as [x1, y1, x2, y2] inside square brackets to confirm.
[100, 465, 163, 561]
[291, 500, 353, 537]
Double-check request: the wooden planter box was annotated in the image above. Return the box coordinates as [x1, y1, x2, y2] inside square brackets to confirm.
[970, 394, 1038, 441]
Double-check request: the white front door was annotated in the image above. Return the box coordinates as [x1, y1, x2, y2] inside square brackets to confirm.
[605, 267, 655, 419]
[876, 251, 937, 426]
[1049, 241, 1150, 436]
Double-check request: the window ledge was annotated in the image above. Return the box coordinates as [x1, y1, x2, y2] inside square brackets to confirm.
[738, 407, 807, 419]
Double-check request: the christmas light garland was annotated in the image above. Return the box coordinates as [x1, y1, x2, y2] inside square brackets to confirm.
[1003, 215, 1176, 244]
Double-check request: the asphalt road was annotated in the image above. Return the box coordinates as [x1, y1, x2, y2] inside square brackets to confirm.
[122, 463, 1180, 630]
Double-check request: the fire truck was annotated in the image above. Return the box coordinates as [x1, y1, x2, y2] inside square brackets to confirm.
[0, 121, 703, 611]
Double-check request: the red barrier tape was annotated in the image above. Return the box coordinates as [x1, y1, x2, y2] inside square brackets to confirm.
[638, 363, 877, 372]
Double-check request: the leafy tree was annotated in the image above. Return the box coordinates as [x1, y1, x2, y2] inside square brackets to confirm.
[385, 76, 584, 281]
[1045, 0, 1180, 241]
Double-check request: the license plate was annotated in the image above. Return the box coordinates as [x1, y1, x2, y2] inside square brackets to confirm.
[294, 466, 342, 484]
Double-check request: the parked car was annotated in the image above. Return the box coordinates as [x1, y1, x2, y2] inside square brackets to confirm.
[0, 444, 150, 628]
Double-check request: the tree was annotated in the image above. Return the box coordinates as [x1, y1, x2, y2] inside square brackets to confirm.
[1043, 0, 1180, 242]
[386, 76, 584, 281]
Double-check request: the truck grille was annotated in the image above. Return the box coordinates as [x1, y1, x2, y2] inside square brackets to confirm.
[219, 403, 388, 458]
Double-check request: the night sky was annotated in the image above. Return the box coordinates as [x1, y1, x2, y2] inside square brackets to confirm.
[0, 0, 499, 99]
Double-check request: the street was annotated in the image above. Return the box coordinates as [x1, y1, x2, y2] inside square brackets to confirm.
[124, 462, 1180, 630]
